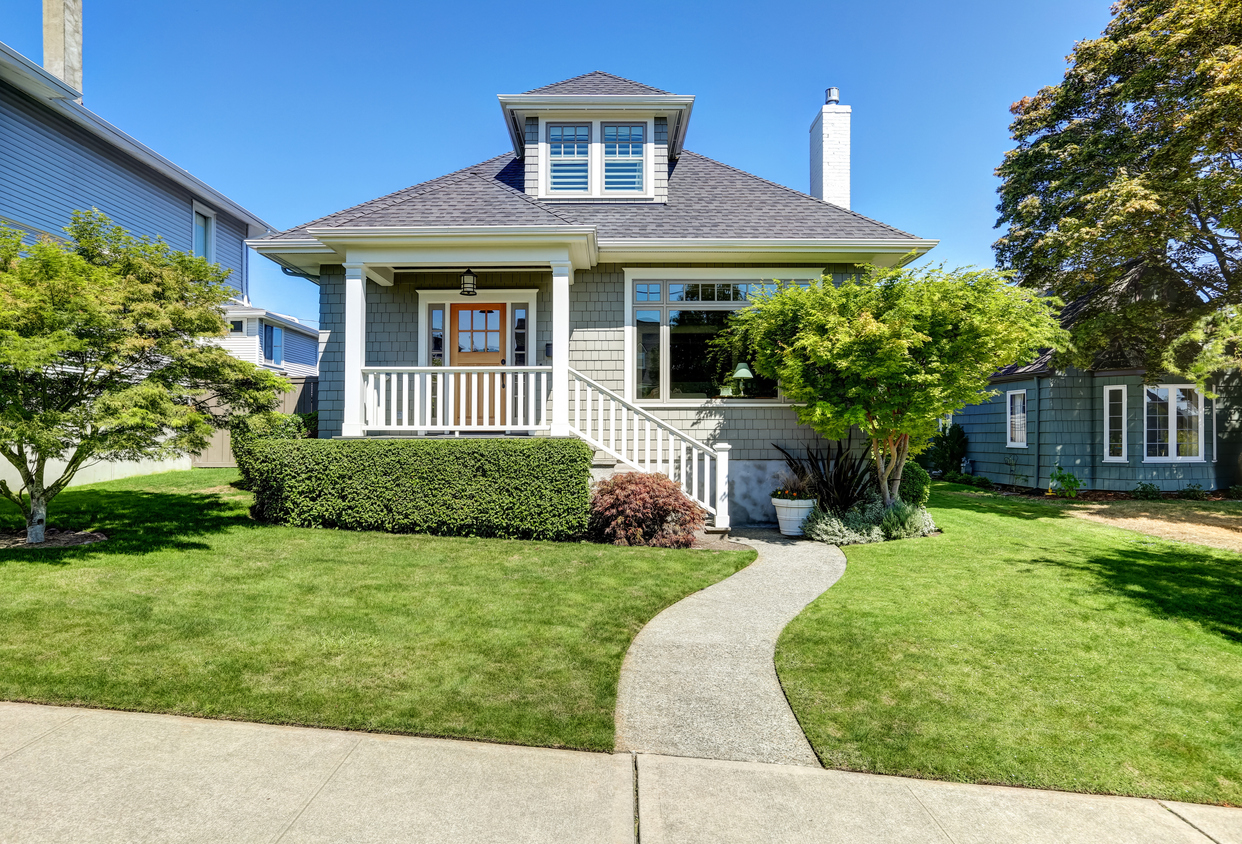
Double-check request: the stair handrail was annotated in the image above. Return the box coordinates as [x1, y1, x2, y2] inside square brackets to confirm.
[566, 368, 719, 458]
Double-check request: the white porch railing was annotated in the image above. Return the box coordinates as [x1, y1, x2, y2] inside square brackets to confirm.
[567, 368, 730, 525]
[362, 367, 552, 433]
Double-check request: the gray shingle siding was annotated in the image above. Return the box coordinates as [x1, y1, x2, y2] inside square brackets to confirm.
[0, 78, 246, 292]
[317, 266, 346, 437]
[957, 368, 1230, 491]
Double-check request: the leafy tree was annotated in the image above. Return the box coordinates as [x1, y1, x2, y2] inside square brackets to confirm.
[0, 212, 287, 543]
[995, 0, 1242, 382]
[720, 266, 1065, 507]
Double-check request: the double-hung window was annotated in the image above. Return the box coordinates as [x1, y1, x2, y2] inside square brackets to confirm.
[1144, 385, 1203, 461]
[1103, 385, 1127, 461]
[603, 124, 644, 191]
[1006, 390, 1027, 447]
[548, 124, 590, 192]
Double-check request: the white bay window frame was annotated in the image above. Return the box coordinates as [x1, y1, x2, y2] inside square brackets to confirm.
[1006, 390, 1028, 448]
[622, 267, 822, 405]
[1143, 384, 1204, 463]
[1103, 385, 1128, 462]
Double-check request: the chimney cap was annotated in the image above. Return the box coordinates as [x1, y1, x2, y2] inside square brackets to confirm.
[825, 87, 840, 105]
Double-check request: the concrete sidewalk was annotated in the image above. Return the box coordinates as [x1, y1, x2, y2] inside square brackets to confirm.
[3, 703, 1241, 843]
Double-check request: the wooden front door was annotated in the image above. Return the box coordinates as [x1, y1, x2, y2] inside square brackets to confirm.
[450, 304, 506, 426]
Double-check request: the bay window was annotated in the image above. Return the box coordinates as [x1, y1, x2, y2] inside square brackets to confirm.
[1006, 390, 1027, 447]
[1103, 385, 1127, 461]
[548, 124, 589, 192]
[1145, 385, 1203, 461]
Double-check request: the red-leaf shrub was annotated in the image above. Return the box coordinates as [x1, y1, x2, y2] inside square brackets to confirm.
[589, 471, 706, 548]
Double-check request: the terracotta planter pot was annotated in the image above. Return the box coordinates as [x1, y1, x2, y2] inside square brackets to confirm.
[771, 498, 815, 536]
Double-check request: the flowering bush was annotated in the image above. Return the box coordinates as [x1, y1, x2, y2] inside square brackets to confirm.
[770, 472, 814, 500]
[589, 472, 706, 548]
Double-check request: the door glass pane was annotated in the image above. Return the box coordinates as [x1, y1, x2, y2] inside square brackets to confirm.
[636, 310, 661, 399]
[1107, 390, 1124, 458]
[1176, 388, 1200, 458]
[1146, 387, 1169, 457]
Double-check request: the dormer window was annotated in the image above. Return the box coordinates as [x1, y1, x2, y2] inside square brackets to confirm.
[604, 124, 644, 191]
[548, 124, 590, 192]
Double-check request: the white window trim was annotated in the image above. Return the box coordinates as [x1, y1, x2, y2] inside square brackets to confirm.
[1102, 385, 1128, 462]
[538, 116, 655, 201]
[1143, 383, 1206, 463]
[415, 288, 539, 368]
[622, 267, 824, 405]
[1006, 390, 1028, 448]
[191, 200, 216, 262]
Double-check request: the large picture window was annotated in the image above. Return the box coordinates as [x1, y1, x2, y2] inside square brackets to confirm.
[631, 280, 802, 401]
[1145, 385, 1203, 461]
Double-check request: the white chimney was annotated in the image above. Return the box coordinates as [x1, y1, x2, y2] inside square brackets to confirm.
[810, 87, 850, 208]
[43, 0, 83, 96]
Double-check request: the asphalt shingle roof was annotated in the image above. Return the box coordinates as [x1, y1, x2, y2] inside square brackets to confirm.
[522, 71, 670, 96]
[265, 152, 921, 243]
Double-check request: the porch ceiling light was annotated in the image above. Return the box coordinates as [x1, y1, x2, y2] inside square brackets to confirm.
[459, 269, 478, 296]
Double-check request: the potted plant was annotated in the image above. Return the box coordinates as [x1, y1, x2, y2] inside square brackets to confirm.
[770, 473, 816, 536]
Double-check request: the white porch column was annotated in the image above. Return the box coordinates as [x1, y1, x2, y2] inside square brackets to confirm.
[341, 262, 367, 437]
[550, 261, 572, 437]
[714, 443, 731, 529]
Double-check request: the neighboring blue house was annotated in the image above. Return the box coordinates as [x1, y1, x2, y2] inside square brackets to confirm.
[954, 352, 1242, 493]
[0, 21, 306, 483]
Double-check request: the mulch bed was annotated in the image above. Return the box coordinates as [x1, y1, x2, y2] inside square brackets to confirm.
[0, 528, 109, 550]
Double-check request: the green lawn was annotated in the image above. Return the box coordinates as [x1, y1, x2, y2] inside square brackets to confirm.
[0, 469, 753, 751]
[776, 483, 1242, 805]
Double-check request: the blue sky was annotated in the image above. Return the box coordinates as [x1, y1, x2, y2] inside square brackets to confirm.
[1, 0, 1113, 327]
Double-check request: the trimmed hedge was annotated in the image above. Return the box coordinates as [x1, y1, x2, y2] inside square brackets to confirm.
[248, 437, 593, 541]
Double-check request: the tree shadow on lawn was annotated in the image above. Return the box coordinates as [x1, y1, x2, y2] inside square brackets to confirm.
[930, 489, 1071, 523]
[1031, 546, 1242, 644]
[0, 487, 255, 564]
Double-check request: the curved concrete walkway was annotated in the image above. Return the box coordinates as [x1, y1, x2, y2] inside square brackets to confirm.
[615, 530, 846, 766]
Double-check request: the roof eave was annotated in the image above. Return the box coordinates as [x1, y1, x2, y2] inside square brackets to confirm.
[496, 94, 696, 158]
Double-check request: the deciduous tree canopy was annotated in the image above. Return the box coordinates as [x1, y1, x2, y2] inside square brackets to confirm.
[721, 266, 1065, 507]
[995, 0, 1242, 382]
[0, 212, 286, 542]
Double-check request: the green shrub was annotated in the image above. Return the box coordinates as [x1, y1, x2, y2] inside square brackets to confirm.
[924, 423, 968, 475]
[1227, 485, 1242, 500]
[1179, 482, 1209, 501]
[804, 491, 936, 546]
[230, 412, 309, 487]
[1132, 482, 1163, 500]
[249, 438, 593, 541]
[589, 472, 705, 548]
[898, 463, 931, 507]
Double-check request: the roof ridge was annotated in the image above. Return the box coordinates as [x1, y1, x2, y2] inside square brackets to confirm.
[272, 153, 515, 236]
[523, 70, 669, 95]
[678, 150, 919, 239]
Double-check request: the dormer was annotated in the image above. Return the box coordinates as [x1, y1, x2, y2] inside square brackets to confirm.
[498, 72, 694, 204]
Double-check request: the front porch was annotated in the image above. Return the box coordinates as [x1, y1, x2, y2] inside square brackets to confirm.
[331, 254, 730, 526]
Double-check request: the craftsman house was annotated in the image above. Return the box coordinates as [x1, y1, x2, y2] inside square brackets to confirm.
[249, 72, 937, 525]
